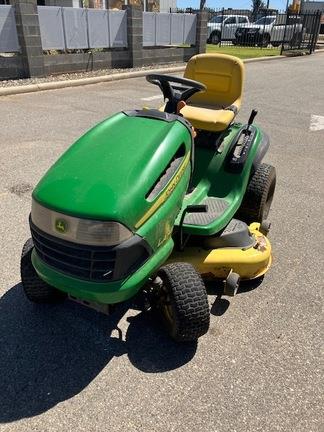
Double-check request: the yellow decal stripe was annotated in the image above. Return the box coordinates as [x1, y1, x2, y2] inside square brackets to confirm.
[135, 152, 191, 229]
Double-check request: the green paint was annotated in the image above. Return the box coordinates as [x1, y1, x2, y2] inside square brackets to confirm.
[176, 124, 263, 235]
[30, 110, 265, 305]
[33, 112, 192, 230]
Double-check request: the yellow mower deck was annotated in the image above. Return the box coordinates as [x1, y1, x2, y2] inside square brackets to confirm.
[168, 223, 272, 280]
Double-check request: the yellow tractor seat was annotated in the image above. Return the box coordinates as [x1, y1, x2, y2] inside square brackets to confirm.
[180, 53, 245, 133]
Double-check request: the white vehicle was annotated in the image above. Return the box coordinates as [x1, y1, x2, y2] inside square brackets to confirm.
[235, 15, 304, 47]
[207, 15, 250, 44]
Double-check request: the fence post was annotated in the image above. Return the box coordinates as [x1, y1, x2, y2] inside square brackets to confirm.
[220, 8, 224, 47]
[310, 11, 321, 53]
[10, 0, 44, 78]
[123, 5, 143, 68]
[195, 10, 208, 54]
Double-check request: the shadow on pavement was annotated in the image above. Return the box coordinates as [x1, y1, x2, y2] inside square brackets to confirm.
[0, 283, 196, 423]
[207, 276, 265, 316]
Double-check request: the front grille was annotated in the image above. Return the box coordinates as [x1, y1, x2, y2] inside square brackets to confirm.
[30, 220, 151, 282]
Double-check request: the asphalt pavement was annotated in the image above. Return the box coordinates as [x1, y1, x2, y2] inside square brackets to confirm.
[0, 53, 323, 432]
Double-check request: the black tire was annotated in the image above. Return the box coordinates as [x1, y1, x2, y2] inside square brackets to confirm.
[289, 32, 302, 48]
[157, 263, 210, 342]
[258, 33, 270, 48]
[210, 31, 221, 45]
[237, 163, 276, 224]
[21, 238, 66, 304]
[271, 42, 280, 47]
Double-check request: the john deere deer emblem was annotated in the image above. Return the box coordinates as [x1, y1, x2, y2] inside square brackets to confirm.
[55, 219, 68, 233]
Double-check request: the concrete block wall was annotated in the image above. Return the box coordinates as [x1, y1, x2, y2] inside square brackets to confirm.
[1, 2, 207, 80]
[0, 56, 24, 80]
[43, 50, 131, 75]
[10, 0, 45, 77]
[142, 46, 197, 66]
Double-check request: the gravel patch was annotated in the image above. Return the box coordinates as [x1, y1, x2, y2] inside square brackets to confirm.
[0, 63, 186, 88]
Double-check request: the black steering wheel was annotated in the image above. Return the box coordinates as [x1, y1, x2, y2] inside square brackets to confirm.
[146, 74, 206, 114]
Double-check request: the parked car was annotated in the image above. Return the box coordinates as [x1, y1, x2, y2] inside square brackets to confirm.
[235, 15, 304, 47]
[207, 14, 250, 44]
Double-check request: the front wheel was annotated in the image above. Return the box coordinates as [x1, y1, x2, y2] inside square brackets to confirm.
[21, 238, 66, 304]
[156, 263, 210, 342]
[237, 163, 276, 224]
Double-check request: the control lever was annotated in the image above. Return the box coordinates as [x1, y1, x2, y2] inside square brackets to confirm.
[226, 110, 258, 173]
[246, 109, 258, 133]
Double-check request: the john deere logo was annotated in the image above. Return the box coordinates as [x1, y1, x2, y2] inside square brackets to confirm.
[55, 219, 68, 233]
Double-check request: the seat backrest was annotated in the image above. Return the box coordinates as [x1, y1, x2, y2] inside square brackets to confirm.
[184, 53, 245, 107]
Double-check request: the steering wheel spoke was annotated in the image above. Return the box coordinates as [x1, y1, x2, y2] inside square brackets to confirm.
[146, 74, 206, 114]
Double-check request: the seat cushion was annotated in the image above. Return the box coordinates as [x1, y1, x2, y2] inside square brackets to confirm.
[180, 104, 235, 132]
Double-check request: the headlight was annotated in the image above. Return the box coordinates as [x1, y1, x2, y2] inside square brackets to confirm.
[31, 199, 133, 246]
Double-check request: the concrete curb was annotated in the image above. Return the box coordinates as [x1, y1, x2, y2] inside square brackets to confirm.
[0, 66, 186, 97]
[244, 55, 283, 62]
[0, 53, 312, 97]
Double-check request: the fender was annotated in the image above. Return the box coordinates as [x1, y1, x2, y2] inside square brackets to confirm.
[252, 130, 270, 171]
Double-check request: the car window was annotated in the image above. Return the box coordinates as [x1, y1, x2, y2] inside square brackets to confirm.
[225, 17, 236, 24]
[238, 17, 248, 23]
[210, 16, 226, 24]
[254, 17, 276, 25]
[287, 16, 301, 25]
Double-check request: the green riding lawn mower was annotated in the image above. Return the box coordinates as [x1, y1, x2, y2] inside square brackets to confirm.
[21, 54, 276, 342]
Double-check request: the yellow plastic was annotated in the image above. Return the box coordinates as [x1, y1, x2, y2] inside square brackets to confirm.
[168, 223, 272, 280]
[180, 53, 245, 132]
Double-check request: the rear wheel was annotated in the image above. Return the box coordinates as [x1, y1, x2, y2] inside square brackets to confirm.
[237, 163, 276, 224]
[258, 33, 270, 48]
[21, 238, 66, 304]
[210, 31, 221, 45]
[156, 263, 210, 342]
[290, 32, 302, 48]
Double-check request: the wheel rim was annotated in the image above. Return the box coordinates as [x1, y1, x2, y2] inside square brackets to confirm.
[158, 283, 175, 327]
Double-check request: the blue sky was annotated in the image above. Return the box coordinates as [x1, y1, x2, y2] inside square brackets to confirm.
[177, 0, 289, 11]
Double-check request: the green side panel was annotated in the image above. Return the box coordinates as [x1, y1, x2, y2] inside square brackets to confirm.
[176, 124, 264, 235]
[137, 161, 191, 251]
[33, 112, 192, 230]
[31, 237, 174, 304]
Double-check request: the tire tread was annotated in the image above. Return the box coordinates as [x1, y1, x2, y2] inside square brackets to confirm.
[21, 238, 66, 303]
[237, 163, 276, 223]
[158, 262, 210, 342]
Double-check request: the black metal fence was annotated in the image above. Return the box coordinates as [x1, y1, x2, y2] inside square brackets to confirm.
[178, 8, 322, 54]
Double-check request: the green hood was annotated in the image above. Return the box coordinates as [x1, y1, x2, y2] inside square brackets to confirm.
[33, 112, 191, 230]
